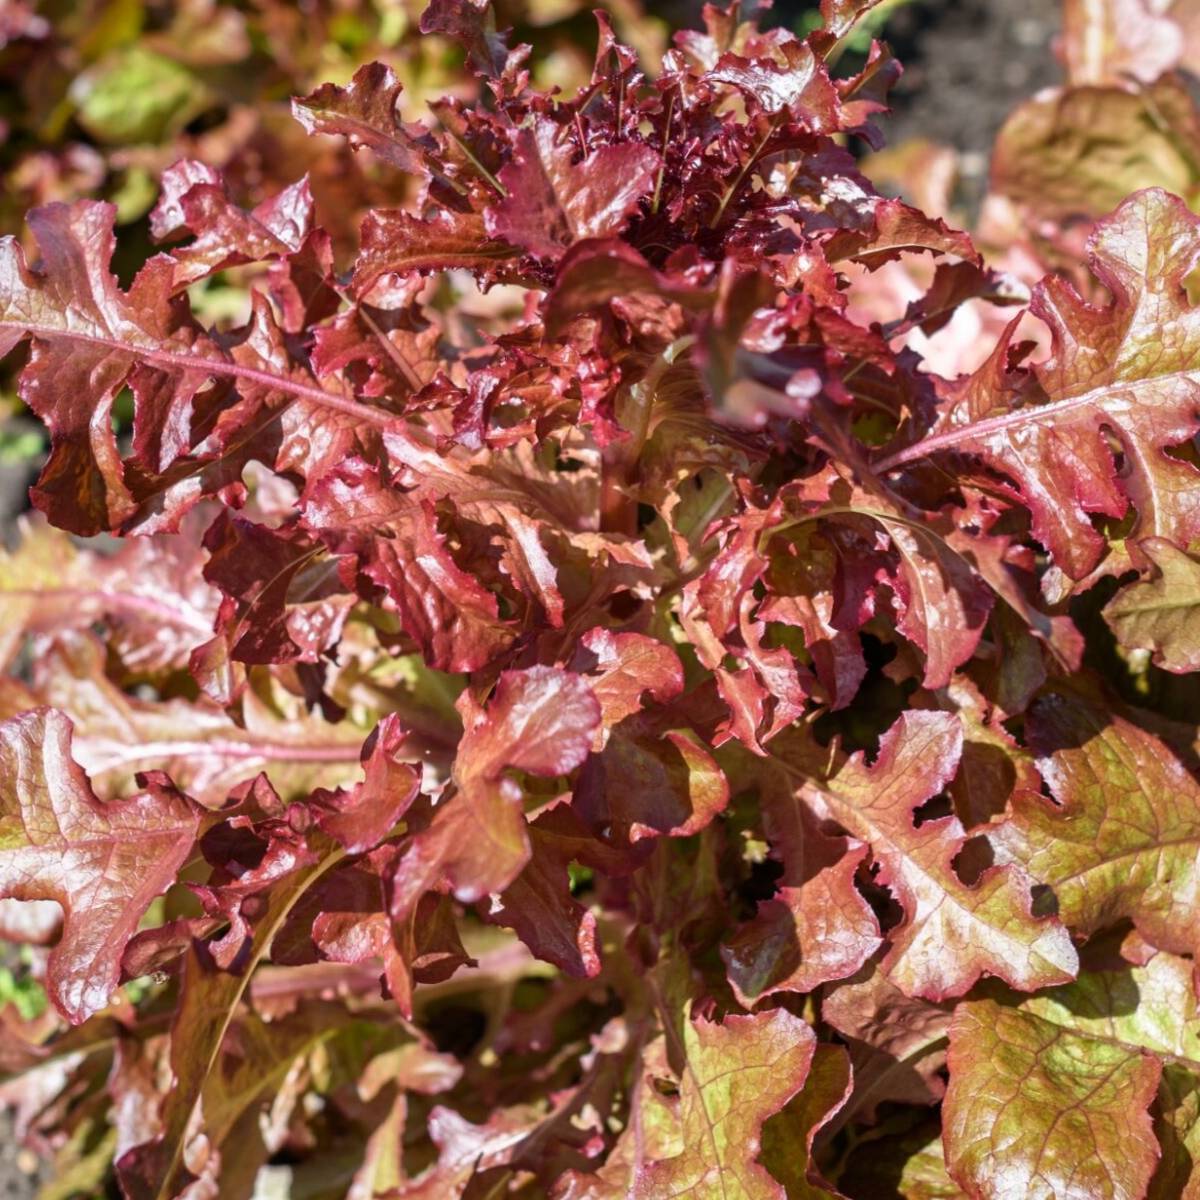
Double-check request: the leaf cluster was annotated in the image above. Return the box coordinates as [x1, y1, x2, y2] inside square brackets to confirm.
[3, 1, 1200, 1197]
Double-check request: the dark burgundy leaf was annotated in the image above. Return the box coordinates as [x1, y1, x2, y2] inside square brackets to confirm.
[292, 63, 439, 177]
[419, 0, 510, 78]
[485, 118, 659, 261]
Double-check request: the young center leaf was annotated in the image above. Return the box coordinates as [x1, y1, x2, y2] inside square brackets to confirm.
[485, 117, 660, 261]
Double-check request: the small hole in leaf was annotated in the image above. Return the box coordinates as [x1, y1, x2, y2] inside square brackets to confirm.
[1030, 884, 1059, 919]
[952, 836, 994, 886]
[736, 853, 784, 908]
[609, 590, 641, 620]
[912, 793, 952, 828]
[183, 105, 227, 138]
[568, 862, 594, 896]
[856, 860, 901, 932]
[268, 1146, 307, 1168]
[813, 635, 912, 753]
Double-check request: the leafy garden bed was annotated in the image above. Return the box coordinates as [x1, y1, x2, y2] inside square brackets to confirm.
[2, 1, 1200, 1198]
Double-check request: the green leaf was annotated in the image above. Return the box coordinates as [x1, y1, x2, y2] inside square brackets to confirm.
[993, 690, 1200, 955]
[115, 837, 350, 1200]
[1104, 538, 1200, 673]
[991, 76, 1200, 223]
[839, 1125, 966, 1199]
[944, 953, 1200, 1200]
[1151, 1063, 1200, 1199]
[636, 1008, 818, 1199]
[760, 1043, 852, 1198]
[71, 47, 204, 145]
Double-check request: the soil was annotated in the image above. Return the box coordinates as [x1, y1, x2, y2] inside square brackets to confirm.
[873, 0, 1062, 206]
[0, 2, 1062, 1196]
[0, 1117, 41, 1200]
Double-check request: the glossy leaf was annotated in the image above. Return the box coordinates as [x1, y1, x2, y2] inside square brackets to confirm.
[944, 954, 1200, 1200]
[993, 691, 1200, 954]
[420, 666, 600, 902]
[884, 188, 1200, 582]
[292, 63, 438, 176]
[0, 709, 199, 1023]
[484, 118, 659, 261]
[781, 711, 1078, 1000]
[1, 2, 1198, 1195]
[634, 1008, 817, 1200]
[722, 757, 880, 1002]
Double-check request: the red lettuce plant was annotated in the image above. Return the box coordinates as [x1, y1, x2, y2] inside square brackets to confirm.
[2, 1, 1200, 1196]
[0, 0, 665, 245]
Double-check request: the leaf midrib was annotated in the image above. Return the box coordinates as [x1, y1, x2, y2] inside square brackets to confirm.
[997, 997, 1200, 1073]
[80, 736, 364, 771]
[152, 841, 350, 1200]
[1107, 593, 1200, 618]
[0, 318, 405, 432]
[876, 366, 1200, 471]
[1, 586, 213, 635]
[1033, 829, 1200, 890]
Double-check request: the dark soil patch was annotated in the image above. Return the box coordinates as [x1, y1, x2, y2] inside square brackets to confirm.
[0, 1113, 42, 1200]
[875, 0, 1062, 204]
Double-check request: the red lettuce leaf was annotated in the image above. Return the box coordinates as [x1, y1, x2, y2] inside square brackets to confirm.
[0, 709, 200, 1023]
